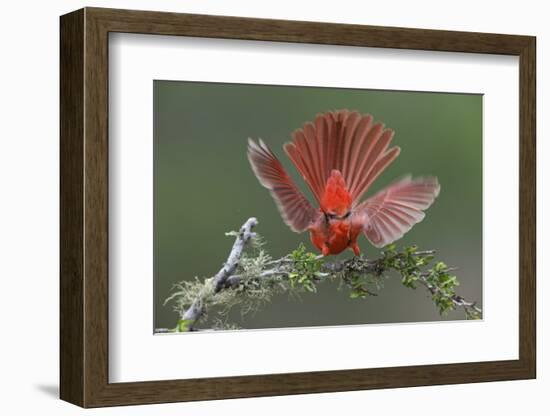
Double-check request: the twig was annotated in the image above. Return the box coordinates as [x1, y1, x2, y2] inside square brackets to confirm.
[415, 273, 482, 317]
[180, 217, 258, 329]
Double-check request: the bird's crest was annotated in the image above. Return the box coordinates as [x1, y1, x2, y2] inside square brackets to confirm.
[321, 170, 351, 216]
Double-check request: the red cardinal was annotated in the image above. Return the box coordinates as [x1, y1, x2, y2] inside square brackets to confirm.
[248, 110, 440, 256]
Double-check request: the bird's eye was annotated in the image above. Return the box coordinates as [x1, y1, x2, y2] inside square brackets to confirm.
[324, 212, 336, 222]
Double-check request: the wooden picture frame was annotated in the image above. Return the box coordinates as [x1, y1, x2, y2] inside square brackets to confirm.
[60, 7, 536, 408]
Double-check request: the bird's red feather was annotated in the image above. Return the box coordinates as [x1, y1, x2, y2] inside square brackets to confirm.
[248, 110, 440, 256]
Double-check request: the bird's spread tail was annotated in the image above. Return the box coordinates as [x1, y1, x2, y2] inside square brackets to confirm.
[284, 110, 400, 206]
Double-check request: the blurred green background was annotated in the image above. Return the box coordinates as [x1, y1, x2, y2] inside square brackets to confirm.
[154, 80, 482, 331]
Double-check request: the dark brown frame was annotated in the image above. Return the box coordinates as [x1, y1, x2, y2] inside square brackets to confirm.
[60, 7, 536, 408]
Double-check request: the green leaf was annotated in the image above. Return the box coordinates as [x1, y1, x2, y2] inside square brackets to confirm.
[434, 261, 447, 272]
[405, 245, 418, 254]
[177, 319, 194, 332]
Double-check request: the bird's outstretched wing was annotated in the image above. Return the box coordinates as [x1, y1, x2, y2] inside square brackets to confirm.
[284, 110, 401, 206]
[248, 139, 318, 232]
[357, 176, 440, 248]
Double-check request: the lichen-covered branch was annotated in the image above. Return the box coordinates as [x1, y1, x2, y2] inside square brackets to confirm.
[158, 217, 482, 333]
[169, 217, 258, 331]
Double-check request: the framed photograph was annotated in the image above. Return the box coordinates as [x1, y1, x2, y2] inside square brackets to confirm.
[60, 7, 536, 408]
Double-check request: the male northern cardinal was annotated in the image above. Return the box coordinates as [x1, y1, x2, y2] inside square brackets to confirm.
[247, 110, 440, 256]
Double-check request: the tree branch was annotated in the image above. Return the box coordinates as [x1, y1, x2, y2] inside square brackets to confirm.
[159, 217, 482, 333]
[179, 217, 257, 329]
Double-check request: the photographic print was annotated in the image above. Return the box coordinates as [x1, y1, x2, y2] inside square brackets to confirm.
[154, 80, 483, 333]
[60, 9, 535, 406]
